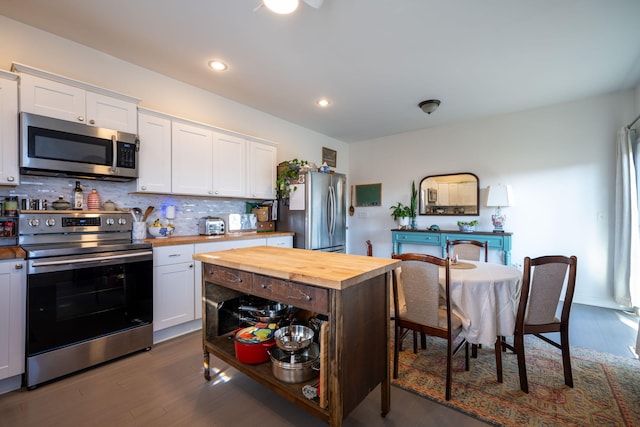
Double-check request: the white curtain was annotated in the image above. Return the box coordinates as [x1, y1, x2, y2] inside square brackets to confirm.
[613, 127, 640, 308]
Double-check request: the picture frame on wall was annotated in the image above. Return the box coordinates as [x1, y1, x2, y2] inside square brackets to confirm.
[322, 147, 337, 167]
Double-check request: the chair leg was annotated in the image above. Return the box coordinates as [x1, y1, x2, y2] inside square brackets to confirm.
[393, 324, 400, 379]
[560, 327, 573, 388]
[494, 338, 503, 383]
[421, 332, 426, 349]
[464, 341, 470, 371]
[445, 340, 452, 401]
[413, 331, 418, 354]
[471, 344, 478, 358]
[515, 333, 528, 393]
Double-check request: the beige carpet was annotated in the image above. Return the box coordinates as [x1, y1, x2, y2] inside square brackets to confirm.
[391, 335, 640, 426]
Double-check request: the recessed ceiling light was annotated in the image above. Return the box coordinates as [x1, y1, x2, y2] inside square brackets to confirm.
[317, 98, 330, 107]
[208, 60, 228, 71]
[264, 0, 299, 14]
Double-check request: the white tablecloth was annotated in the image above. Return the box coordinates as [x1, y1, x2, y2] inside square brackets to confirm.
[439, 261, 522, 346]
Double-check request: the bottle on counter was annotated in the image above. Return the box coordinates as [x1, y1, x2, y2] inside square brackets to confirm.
[73, 181, 83, 210]
[88, 188, 100, 211]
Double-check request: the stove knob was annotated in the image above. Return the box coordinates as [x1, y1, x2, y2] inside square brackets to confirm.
[118, 218, 127, 225]
[45, 218, 56, 227]
[105, 218, 115, 225]
[28, 218, 40, 227]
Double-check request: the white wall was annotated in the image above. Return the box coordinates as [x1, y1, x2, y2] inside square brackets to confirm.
[0, 15, 349, 172]
[348, 91, 637, 309]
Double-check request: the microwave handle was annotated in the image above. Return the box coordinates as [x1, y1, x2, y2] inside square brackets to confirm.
[111, 135, 117, 173]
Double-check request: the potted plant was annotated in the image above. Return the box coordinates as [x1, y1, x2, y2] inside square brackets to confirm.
[409, 180, 418, 229]
[390, 202, 413, 229]
[276, 159, 309, 199]
[457, 220, 479, 232]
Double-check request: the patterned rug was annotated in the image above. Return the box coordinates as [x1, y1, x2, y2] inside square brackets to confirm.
[391, 335, 640, 426]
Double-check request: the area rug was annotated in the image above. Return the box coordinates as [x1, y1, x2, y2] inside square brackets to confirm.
[391, 335, 640, 426]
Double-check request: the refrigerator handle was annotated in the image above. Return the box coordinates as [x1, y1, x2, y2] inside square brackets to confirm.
[328, 185, 336, 237]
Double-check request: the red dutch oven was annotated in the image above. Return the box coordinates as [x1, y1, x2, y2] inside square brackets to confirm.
[234, 323, 278, 364]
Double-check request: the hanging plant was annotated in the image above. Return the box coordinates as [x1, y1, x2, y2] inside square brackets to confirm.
[276, 159, 309, 199]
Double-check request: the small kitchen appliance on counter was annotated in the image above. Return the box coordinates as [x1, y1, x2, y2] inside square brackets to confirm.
[223, 213, 258, 233]
[198, 216, 225, 235]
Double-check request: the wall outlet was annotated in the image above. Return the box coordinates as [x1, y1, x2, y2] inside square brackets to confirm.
[357, 211, 367, 218]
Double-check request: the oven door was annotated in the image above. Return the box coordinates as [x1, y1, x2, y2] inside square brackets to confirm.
[26, 249, 153, 357]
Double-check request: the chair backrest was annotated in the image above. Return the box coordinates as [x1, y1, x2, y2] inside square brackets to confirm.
[391, 253, 451, 328]
[446, 239, 488, 262]
[518, 255, 578, 326]
[366, 240, 372, 256]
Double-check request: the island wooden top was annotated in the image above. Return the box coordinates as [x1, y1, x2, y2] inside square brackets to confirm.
[193, 246, 400, 290]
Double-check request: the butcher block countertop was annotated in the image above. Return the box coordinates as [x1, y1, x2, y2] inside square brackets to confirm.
[193, 245, 400, 290]
[0, 246, 26, 260]
[146, 231, 294, 247]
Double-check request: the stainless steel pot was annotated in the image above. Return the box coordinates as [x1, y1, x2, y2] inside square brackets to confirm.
[269, 343, 319, 383]
[274, 325, 314, 352]
[239, 303, 290, 323]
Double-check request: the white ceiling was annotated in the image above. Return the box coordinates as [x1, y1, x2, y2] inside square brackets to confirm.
[1, 0, 640, 142]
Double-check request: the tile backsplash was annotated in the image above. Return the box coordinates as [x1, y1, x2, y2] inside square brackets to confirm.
[2, 176, 262, 236]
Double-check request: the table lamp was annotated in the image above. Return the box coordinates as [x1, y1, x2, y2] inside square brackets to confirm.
[486, 185, 513, 233]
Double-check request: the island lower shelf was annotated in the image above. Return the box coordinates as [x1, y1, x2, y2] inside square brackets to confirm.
[204, 333, 329, 422]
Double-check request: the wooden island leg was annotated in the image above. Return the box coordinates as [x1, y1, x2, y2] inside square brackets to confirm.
[203, 350, 211, 381]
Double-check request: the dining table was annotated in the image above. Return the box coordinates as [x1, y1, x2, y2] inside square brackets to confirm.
[439, 260, 522, 347]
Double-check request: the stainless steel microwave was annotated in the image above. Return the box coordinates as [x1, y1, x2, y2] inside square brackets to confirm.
[20, 112, 139, 181]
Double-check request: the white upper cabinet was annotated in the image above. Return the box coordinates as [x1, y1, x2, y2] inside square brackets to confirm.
[0, 71, 19, 186]
[212, 132, 247, 197]
[171, 120, 214, 196]
[248, 140, 277, 199]
[13, 63, 139, 134]
[137, 110, 172, 193]
[138, 107, 277, 199]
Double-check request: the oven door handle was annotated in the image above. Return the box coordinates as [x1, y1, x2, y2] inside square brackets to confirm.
[31, 250, 153, 267]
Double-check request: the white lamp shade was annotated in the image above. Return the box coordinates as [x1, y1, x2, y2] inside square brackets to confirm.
[486, 184, 513, 207]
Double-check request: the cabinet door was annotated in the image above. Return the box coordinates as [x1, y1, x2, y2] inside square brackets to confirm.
[171, 121, 214, 195]
[0, 74, 19, 185]
[137, 112, 172, 193]
[18, 73, 85, 123]
[266, 236, 293, 248]
[86, 92, 137, 133]
[248, 140, 277, 199]
[153, 262, 195, 331]
[212, 132, 246, 197]
[0, 260, 25, 380]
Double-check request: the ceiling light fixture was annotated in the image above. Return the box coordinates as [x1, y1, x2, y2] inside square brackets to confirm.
[208, 60, 228, 71]
[317, 98, 330, 107]
[263, 0, 299, 14]
[418, 99, 441, 114]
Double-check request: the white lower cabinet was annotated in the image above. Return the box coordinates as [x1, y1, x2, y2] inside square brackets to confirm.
[0, 259, 26, 381]
[153, 245, 195, 332]
[266, 235, 293, 248]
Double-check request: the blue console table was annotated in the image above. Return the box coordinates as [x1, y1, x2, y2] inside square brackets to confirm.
[391, 229, 513, 266]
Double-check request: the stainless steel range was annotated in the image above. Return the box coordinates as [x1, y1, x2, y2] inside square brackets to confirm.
[19, 210, 153, 389]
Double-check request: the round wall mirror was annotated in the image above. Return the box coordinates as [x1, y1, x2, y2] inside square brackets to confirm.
[419, 172, 479, 216]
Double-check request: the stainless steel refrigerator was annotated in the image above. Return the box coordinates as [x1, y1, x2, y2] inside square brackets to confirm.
[277, 171, 346, 252]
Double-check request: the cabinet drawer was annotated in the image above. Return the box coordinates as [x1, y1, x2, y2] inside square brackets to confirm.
[203, 264, 253, 293]
[153, 244, 194, 266]
[395, 232, 440, 245]
[253, 274, 329, 314]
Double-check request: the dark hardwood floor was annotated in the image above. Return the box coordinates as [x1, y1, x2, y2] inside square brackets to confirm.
[0, 303, 637, 427]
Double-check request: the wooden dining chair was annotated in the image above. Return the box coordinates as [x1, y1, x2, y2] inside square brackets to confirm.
[391, 253, 469, 401]
[446, 239, 488, 262]
[365, 240, 372, 256]
[504, 255, 578, 393]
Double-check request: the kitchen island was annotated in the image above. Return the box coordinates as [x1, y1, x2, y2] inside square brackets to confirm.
[193, 246, 400, 427]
